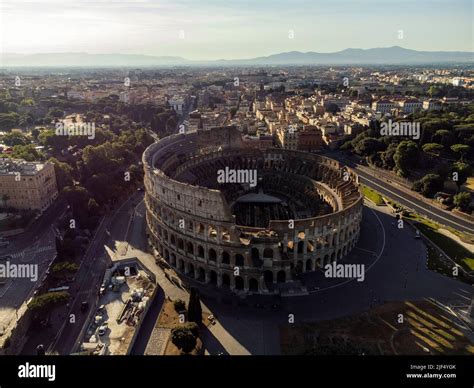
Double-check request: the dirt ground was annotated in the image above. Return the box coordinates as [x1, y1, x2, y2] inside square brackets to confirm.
[280, 300, 474, 355]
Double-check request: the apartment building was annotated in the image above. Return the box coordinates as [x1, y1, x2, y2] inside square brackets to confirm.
[0, 159, 58, 212]
[372, 99, 395, 114]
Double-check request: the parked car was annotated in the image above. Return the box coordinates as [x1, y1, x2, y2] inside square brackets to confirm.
[80, 301, 89, 312]
[97, 324, 108, 336]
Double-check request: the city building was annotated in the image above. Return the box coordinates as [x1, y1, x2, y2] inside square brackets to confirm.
[0, 159, 58, 212]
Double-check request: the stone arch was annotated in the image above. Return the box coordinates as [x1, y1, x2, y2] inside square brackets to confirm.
[264, 270, 273, 284]
[222, 251, 230, 264]
[177, 238, 184, 251]
[222, 273, 230, 288]
[209, 248, 217, 262]
[170, 234, 176, 247]
[297, 241, 304, 254]
[208, 224, 218, 239]
[170, 253, 176, 266]
[277, 270, 286, 283]
[235, 254, 244, 267]
[197, 223, 205, 235]
[188, 263, 195, 278]
[198, 267, 205, 281]
[210, 270, 217, 285]
[287, 240, 294, 253]
[251, 248, 259, 261]
[306, 259, 313, 271]
[186, 242, 194, 256]
[221, 228, 231, 242]
[164, 249, 170, 262]
[197, 245, 205, 258]
[296, 260, 303, 273]
[249, 278, 258, 292]
[178, 259, 184, 271]
[235, 276, 244, 290]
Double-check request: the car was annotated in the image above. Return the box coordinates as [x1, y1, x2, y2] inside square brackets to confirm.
[80, 301, 89, 312]
[97, 325, 108, 336]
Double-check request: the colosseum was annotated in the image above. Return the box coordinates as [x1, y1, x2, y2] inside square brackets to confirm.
[143, 126, 363, 295]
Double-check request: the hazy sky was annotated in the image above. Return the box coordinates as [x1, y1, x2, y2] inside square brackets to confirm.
[1, 0, 472, 59]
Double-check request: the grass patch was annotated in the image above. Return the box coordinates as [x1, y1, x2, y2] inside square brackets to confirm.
[361, 185, 385, 206]
[280, 301, 473, 355]
[414, 222, 474, 272]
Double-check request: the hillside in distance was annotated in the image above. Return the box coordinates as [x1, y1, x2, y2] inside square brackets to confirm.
[1, 47, 472, 67]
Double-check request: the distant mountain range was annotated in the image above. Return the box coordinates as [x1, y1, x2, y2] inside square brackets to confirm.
[1, 46, 472, 67]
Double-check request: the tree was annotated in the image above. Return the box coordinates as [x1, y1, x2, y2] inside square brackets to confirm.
[187, 287, 202, 325]
[0, 112, 20, 131]
[354, 137, 385, 157]
[182, 322, 199, 338]
[0, 131, 29, 146]
[393, 140, 419, 177]
[450, 144, 471, 161]
[380, 143, 397, 170]
[432, 129, 455, 148]
[10, 144, 43, 161]
[453, 192, 471, 211]
[27, 291, 70, 318]
[422, 143, 444, 158]
[170, 326, 197, 354]
[48, 157, 74, 190]
[173, 299, 186, 313]
[412, 174, 444, 198]
[452, 161, 472, 191]
[31, 127, 40, 140]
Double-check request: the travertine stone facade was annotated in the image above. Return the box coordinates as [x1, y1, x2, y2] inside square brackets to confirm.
[143, 127, 363, 295]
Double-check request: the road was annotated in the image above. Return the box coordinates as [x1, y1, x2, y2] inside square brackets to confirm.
[0, 200, 66, 339]
[51, 192, 143, 355]
[325, 152, 474, 234]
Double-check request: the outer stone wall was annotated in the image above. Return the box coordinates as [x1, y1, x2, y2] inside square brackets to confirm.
[143, 127, 363, 295]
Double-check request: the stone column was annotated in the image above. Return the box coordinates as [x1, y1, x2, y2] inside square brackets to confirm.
[259, 276, 265, 291]
[243, 276, 249, 292]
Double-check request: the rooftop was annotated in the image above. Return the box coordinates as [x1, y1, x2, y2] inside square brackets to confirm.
[0, 158, 46, 176]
